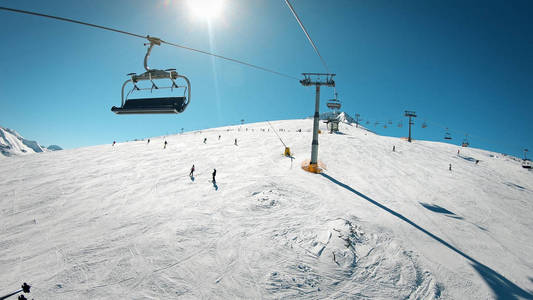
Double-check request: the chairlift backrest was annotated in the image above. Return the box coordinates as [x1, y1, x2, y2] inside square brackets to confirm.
[327, 100, 341, 110]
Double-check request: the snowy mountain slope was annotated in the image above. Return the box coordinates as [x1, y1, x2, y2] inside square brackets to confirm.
[319, 111, 356, 124]
[0, 119, 532, 299]
[0, 126, 61, 157]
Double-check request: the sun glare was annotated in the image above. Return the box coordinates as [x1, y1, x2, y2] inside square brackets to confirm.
[187, 0, 224, 20]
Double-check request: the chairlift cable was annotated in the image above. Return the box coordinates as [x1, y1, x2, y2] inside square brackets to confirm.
[284, 0, 330, 73]
[0, 6, 299, 80]
[160, 40, 298, 80]
[267, 121, 287, 148]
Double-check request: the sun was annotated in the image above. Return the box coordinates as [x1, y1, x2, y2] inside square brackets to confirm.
[187, 0, 224, 20]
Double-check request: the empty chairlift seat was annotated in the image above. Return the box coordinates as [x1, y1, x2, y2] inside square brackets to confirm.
[326, 102, 341, 110]
[112, 97, 187, 114]
[112, 36, 191, 115]
[523, 159, 532, 169]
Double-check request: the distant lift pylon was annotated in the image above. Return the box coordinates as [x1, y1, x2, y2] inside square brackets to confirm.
[111, 36, 191, 114]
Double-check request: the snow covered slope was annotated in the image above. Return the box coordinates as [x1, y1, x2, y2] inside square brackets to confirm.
[0, 126, 61, 158]
[0, 119, 532, 299]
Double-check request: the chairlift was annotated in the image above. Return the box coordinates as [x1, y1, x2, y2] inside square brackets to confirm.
[444, 128, 452, 140]
[384, 124, 387, 128]
[422, 121, 427, 128]
[388, 120, 392, 125]
[111, 36, 191, 114]
[523, 159, 532, 169]
[462, 134, 469, 147]
[326, 92, 341, 110]
[398, 122, 403, 128]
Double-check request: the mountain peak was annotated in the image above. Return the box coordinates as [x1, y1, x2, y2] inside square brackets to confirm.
[0, 126, 61, 157]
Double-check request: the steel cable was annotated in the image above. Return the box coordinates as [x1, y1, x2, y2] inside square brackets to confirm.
[0, 6, 299, 80]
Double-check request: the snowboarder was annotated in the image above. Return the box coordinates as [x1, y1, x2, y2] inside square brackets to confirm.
[212, 169, 217, 183]
[449, 163, 452, 171]
[218, 135, 221, 140]
[392, 145, 395, 152]
[189, 164, 195, 177]
[234, 138, 238, 146]
[112, 141, 116, 147]
[476, 160, 479, 165]
[147, 139, 150, 144]
[164, 140, 168, 149]
[203, 137, 207, 144]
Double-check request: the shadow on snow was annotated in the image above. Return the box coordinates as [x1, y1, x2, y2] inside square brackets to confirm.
[321, 173, 533, 300]
[419, 202, 463, 220]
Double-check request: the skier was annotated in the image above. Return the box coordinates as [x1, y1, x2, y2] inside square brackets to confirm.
[449, 163, 452, 171]
[457, 149, 460, 155]
[112, 141, 116, 147]
[203, 137, 207, 144]
[475, 160, 479, 165]
[392, 145, 395, 152]
[212, 169, 217, 183]
[234, 138, 238, 146]
[189, 164, 195, 177]
[147, 139, 150, 144]
[164, 140, 168, 149]
[218, 135, 221, 140]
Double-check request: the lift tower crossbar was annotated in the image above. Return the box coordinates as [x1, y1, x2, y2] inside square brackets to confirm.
[300, 73, 335, 173]
[404, 110, 417, 143]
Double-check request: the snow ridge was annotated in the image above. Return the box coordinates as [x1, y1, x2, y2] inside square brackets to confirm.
[319, 111, 356, 124]
[0, 126, 61, 157]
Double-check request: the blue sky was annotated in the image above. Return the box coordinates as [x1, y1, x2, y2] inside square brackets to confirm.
[0, 0, 532, 158]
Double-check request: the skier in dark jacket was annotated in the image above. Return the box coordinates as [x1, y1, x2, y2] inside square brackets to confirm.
[164, 140, 168, 149]
[212, 169, 217, 183]
[190, 164, 195, 177]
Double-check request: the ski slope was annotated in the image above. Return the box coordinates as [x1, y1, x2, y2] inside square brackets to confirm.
[1, 118, 532, 299]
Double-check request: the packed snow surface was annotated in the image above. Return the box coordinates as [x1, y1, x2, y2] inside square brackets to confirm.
[1, 119, 532, 299]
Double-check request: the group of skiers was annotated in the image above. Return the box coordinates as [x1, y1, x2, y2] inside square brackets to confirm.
[113, 133, 240, 149]
[111, 134, 240, 186]
[189, 164, 216, 183]
[389, 145, 479, 171]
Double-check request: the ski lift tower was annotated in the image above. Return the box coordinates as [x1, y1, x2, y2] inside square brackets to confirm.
[404, 110, 417, 142]
[300, 73, 335, 173]
[522, 149, 532, 169]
